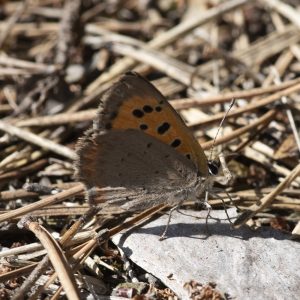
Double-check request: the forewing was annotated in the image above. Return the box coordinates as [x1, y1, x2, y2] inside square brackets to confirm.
[95, 72, 208, 176]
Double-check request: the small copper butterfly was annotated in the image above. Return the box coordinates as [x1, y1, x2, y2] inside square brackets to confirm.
[75, 72, 217, 218]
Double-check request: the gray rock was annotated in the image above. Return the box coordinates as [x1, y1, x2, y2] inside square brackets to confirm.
[112, 208, 300, 299]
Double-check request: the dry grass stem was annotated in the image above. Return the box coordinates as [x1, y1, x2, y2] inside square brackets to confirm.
[17, 217, 80, 300]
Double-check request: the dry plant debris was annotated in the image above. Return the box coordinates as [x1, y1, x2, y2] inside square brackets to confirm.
[184, 281, 225, 300]
[0, 0, 299, 299]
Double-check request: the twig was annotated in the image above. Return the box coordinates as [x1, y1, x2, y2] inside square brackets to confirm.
[234, 163, 300, 227]
[0, 264, 38, 284]
[0, 121, 76, 160]
[0, 182, 78, 201]
[110, 42, 207, 89]
[85, 0, 250, 94]
[0, 184, 85, 223]
[190, 81, 300, 126]
[0, 54, 57, 74]
[271, 68, 300, 154]
[264, 0, 300, 28]
[12, 208, 98, 299]
[0, 159, 48, 184]
[170, 77, 300, 109]
[201, 110, 276, 150]
[31, 204, 167, 299]
[55, 0, 82, 66]
[14, 109, 96, 127]
[17, 217, 81, 300]
[0, 1, 27, 48]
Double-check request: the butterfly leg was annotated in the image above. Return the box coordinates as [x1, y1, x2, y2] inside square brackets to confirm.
[209, 188, 237, 227]
[159, 204, 180, 241]
[203, 191, 212, 234]
[218, 152, 233, 185]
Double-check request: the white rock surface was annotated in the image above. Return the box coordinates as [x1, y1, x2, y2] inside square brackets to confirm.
[113, 209, 300, 299]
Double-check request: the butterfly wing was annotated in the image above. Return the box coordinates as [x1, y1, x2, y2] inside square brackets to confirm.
[75, 129, 199, 210]
[95, 72, 208, 176]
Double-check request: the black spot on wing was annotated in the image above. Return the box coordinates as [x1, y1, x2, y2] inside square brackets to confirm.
[171, 139, 181, 148]
[140, 124, 148, 130]
[132, 109, 144, 118]
[143, 105, 153, 113]
[157, 122, 170, 135]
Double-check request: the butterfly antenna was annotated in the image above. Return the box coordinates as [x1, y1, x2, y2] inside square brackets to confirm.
[209, 191, 233, 225]
[208, 99, 235, 162]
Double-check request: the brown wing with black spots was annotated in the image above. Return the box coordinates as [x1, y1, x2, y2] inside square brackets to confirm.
[94, 72, 208, 176]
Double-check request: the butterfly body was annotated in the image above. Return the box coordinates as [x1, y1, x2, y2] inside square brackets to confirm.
[75, 72, 212, 213]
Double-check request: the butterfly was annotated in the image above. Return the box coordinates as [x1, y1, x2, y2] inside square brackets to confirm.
[75, 72, 218, 226]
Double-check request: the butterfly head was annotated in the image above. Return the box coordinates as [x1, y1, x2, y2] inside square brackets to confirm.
[192, 158, 220, 203]
[207, 159, 220, 176]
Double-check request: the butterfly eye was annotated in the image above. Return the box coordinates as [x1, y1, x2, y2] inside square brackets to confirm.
[208, 160, 219, 176]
